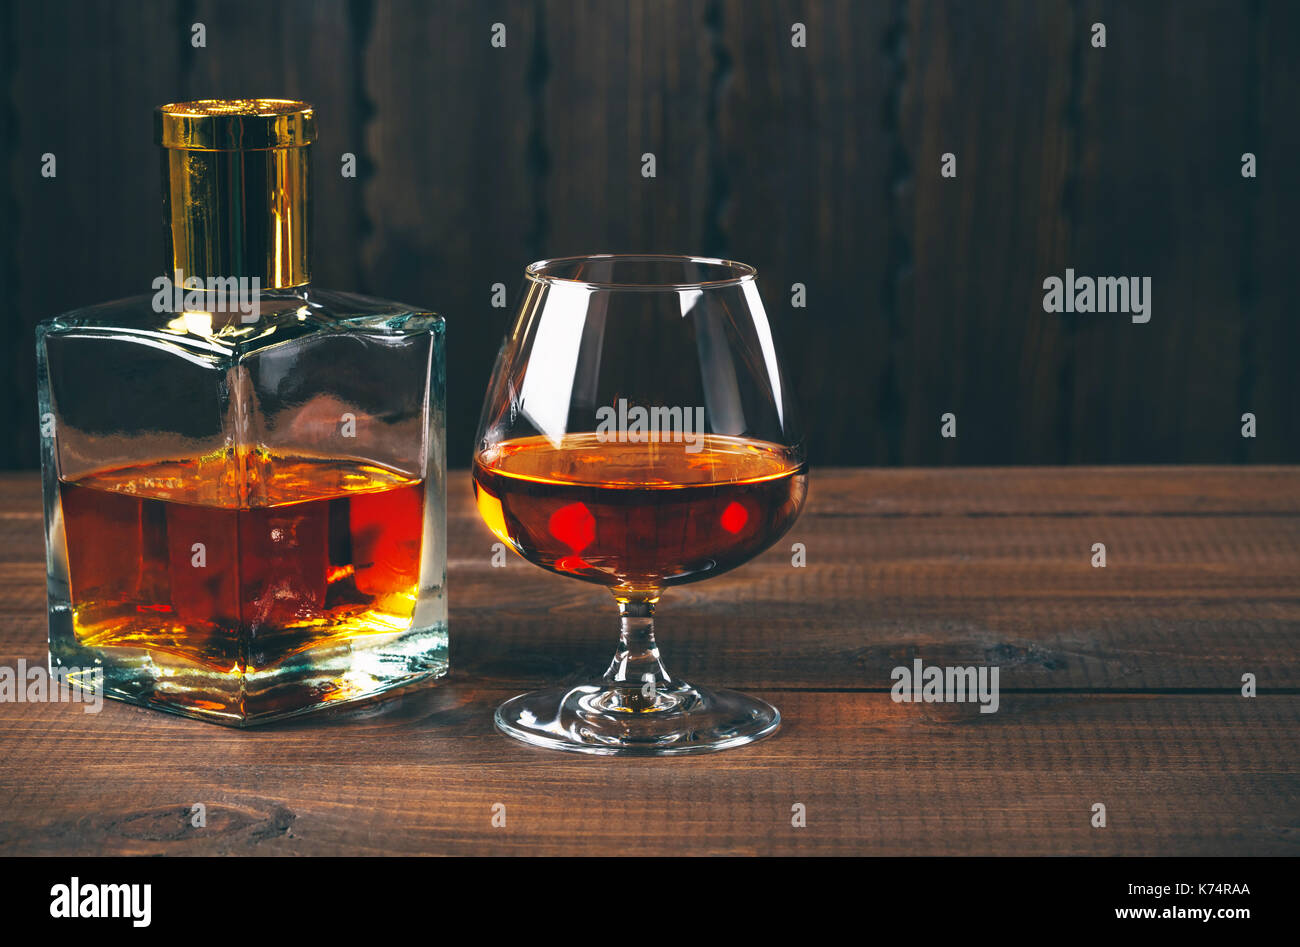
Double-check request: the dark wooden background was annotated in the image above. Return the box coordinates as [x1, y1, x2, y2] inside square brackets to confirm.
[2, 0, 1296, 469]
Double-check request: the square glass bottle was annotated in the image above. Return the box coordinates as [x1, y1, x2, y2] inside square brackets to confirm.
[36, 99, 447, 725]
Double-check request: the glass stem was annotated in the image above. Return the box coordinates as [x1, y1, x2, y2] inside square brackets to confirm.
[604, 599, 671, 708]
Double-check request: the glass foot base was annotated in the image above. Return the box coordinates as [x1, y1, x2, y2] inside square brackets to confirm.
[494, 681, 780, 756]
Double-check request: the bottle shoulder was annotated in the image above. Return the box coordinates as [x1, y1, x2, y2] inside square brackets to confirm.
[37, 286, 442, 358]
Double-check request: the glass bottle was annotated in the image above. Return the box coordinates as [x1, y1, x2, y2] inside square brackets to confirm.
[36, 99, 447, 725]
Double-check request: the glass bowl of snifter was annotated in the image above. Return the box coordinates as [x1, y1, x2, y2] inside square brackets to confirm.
[471, 254, 807, 755]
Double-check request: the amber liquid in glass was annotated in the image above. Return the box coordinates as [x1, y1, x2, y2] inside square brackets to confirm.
[59, 453, 424, 677]
[473, 433, 806, 592]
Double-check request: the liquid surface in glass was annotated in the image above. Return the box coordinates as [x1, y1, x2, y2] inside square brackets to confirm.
[473, 433, 806, 593]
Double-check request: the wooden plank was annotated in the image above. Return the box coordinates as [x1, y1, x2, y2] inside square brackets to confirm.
[362, 0, 539, 467]
[900, 0, 1079, 465]
[0, 4, 16, 461]
[719, 0, 898, 465]
[1240, 0, 1300, 462]
[0, 690, 1294, 855]
[5, 0, 185, 469]
[185, 0, 369, 290]
[1066, 1, 1256, 464]
[537, 0, 712, 256]
[732, 466, 1300, 515]
[9, 466, 1298, 519]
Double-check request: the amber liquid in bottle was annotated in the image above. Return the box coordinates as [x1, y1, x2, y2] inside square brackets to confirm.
[472, 433, 806, 592]
[59, 453, 424, 679]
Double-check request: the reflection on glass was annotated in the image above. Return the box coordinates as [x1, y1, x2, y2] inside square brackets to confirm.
[473, 254, 807, 755]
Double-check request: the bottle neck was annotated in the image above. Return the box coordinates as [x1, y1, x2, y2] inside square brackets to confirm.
[161, 143, 312, 290]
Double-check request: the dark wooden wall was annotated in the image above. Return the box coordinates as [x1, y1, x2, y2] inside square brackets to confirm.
[2, 0, 1296, 469]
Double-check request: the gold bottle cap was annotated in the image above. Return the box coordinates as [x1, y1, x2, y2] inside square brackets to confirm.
[155, 99, 316, 150]
[156, 99, 314, 289]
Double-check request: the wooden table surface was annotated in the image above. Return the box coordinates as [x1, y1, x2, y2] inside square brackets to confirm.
[1, 467, 1297, 856]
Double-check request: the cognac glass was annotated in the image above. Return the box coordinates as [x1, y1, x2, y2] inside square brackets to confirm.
[473, 254, 807, 754]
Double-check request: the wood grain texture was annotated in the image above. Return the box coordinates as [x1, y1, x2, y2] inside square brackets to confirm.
[3, 1, 1297, 469]
[1242, 0, 1300, 463]
[0, 467, 1296, 855]
[1066, 1, 1248, 464]
[185, 0, 371, 291]
[5, 1, 184, 470]
[1, 690, 1296, 855]
[718, 0, 899, 464]
[901, 0, 1078, 466]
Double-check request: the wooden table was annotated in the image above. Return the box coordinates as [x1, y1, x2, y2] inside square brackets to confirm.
[1, 468, 1297, 856]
